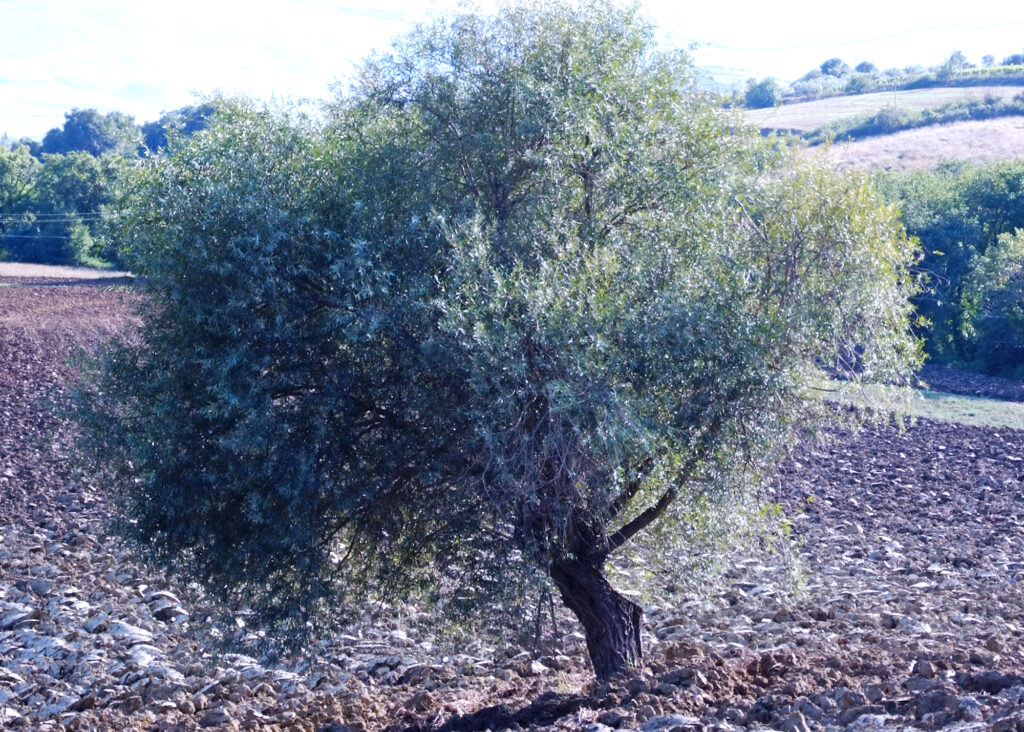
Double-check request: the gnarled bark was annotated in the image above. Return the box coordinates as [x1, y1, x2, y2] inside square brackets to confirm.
[549, 557, 642, 679]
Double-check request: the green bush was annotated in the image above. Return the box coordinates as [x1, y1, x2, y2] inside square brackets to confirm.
[877, 161, 1024, 370]
[963, 230, 1024, 375]
[820, 57, 851, 77]
[745, 76, 783, 108]
[806, 94, 1024, 146]
[845, 73, 874, 93]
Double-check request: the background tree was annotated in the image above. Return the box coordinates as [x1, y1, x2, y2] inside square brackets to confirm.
[854, 61, 877, 74]
[0, 144, 41, 259]
[81, 2, 920, 679]
[877, 161, 1024, 371]
[820, 57, 852, 77]
[141, 103, 215, 151]
[939, 50, 971, 80]
[41, 108, 141, 157]
[745, 76, 783, 108]
[962, 230, 1024, 376]
[0, 149, 125, 264]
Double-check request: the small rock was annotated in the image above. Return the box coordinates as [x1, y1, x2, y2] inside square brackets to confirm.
[200, 706, 235, 728]
[639, 714, 701, 731]
[597, 710, 627, 727]
[107, 620, 154, 645]
[836, 688, 868, 710]
[914, 690, 957, 719]
[779, 710, 811, 732]
[839, 705, 886, 725]
[960, 670, 1021, 694]
[906, 676, 938, 693]
[846, 713, 901, 731]
[405, 690, 433, 712]
[794, 697, 823, 721]
[955, 695, 984, 722]
[83, 613, 108, 633]
[912, 659, 937, 678]
[992, 712, 1024, 732]
[150, 598, 189, 622]
[28, 579, 54, 595]
[0, 606, 38, 631]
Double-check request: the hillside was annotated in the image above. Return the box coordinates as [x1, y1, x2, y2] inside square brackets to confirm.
[746, 86, 1024, 133]
[823, 117, 1024, 171]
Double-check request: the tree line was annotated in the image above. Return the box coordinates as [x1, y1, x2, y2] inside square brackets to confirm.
[877, 161, 1024, 377]
[0, 105, 212, 266]
[744, 51, 1024, 109]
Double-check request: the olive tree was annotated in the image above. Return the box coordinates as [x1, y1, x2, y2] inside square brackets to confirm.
[81, 2, 920, 679]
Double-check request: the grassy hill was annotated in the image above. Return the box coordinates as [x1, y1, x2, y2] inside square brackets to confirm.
[744, 85, 1024, 172]
[822, 117, 1024, 171]
[746, 86, 1024, 132]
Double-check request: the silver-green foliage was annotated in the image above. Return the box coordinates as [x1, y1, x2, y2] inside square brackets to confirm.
[80, 2, 921, 648]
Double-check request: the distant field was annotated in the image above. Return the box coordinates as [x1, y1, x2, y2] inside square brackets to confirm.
[913, 389, 1024, 430]
[822, 117, 1024, 171]
[0, 262, 130, 280]
[746, 86, 1024, 132]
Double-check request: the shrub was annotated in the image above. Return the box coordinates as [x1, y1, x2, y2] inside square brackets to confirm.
[820, 57, 851, 77]
[963, 230, 1024, 375]
[745, 76, 783, 108]
[845, 73, 874, 93]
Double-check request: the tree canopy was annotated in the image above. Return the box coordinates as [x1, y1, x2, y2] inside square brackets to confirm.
[80, 1, 921, 678]
[41, 108, 141, 157]
[877, 161, 1024, 372]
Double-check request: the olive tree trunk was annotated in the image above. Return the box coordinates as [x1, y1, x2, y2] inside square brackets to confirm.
[549, 557, 642, 679]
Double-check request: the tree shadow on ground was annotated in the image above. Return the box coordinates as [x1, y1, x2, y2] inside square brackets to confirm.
[396, 691, 599, 732]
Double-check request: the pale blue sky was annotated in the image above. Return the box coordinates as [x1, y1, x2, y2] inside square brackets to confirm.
[3, 0, 1022, 140]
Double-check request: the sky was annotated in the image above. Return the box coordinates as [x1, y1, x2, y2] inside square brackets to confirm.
[2, 0, 1023, 140]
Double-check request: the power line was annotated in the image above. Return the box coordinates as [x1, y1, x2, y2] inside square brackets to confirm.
[681, 21, 1024, 55]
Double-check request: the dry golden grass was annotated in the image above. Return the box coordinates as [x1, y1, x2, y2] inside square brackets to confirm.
[746, 86, 1024, 131]
[822, 117, 1024, 171]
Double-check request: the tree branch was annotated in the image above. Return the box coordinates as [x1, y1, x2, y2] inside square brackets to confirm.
[608, 456, 652, 519]
[605, 482, 677, 554]
[605, 413, 725, 555]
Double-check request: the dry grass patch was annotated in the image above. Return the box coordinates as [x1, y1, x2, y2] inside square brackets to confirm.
[821, 117, 1024, 171]
[0, 262, 131, 280]
[746, 86, 1024, 132]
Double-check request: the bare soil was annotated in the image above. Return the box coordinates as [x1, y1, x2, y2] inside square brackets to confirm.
[3, 273, 1024, 730]
[919, 365, 1024, 403]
